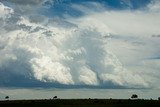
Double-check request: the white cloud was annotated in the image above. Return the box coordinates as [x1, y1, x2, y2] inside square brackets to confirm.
[79, 66, 98, 85]
[0, 2, 13, 18]
[147, 0, 160, 12]
[30, 56, 74, 84]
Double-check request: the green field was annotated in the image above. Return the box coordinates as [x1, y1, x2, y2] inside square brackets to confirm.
[0, 99, 160, 107]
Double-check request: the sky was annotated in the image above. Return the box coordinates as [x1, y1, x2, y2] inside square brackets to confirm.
[0, 0, 160, 89]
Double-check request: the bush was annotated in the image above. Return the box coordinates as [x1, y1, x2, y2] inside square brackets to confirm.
[131, 94, 138, 99]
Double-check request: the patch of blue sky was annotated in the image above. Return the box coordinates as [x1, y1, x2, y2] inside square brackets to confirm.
[41, 0, 152, 18]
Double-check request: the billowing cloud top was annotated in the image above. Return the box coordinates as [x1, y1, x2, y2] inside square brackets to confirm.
[0, 0, 160, 89]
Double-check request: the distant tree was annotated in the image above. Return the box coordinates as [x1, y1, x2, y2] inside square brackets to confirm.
[131, 94, 138, 99]
[53, 96, 57, 99]
[5, 96, 9, 100]
[158, 97, 160, 100]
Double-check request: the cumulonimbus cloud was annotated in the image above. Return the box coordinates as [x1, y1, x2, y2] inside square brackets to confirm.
[0, 0, 160, 88]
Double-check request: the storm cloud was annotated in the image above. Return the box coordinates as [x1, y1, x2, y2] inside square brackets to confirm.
[0, 0, 160, 89]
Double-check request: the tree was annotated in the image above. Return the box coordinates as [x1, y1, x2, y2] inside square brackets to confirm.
[158, 97, 160, 100]
[53, 96, 57, 99]
[131, 94, 138, 99]
[5, 96, 9, 100]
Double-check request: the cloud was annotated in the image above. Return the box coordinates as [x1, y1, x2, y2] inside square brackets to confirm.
[0, 2, 13, 18]
[0, 0, 53, 16]
[79, 66, 98, 85]
[0, 1, 160, 88]
[3, 0, 44, 5]
[147, 0, 160, 12]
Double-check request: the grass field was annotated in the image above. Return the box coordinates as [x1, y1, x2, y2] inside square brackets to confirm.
[0, 99, 160, 107]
